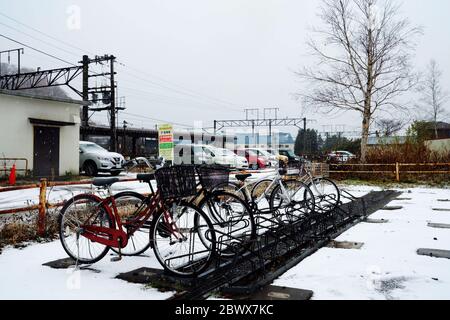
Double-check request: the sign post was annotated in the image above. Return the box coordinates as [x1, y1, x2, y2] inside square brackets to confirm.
[158, 124, 174, 163]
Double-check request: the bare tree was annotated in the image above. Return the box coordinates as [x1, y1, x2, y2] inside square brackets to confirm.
[417, 60, 449, 139]
[296, 0, 422, 162]
[376, 118, 404, 137]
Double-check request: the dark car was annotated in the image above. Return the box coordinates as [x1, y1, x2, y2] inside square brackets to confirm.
[279, 149, 302, 165]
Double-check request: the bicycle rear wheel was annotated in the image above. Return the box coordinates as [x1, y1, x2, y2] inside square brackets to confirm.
[151, 202, 216, 278]
[58, 194, 112, 264]
[110, 192, 152, 256]
[199, 191, 256, 256]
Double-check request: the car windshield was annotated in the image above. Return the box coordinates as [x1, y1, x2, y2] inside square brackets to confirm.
[283, 150, 296, 157]
[81, 143, 107, 152]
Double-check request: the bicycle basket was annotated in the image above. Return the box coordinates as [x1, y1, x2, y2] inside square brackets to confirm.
[155, 165, 198, 200]
[196, 165, 230, 192]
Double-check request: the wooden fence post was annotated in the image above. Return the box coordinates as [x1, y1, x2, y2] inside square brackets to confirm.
[395, 163, 400, 182]
[37, 178, 47, 236]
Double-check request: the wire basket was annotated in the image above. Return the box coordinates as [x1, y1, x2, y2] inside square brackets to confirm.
[155, 165, 198, 200]
[304, 162, 330, 178]
[196, 165, 230, 192]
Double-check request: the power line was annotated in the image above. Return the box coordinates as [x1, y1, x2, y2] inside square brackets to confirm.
[0, 12, 96, 56]
[0, 33, 76, 66]
[0, 21, 81, 59]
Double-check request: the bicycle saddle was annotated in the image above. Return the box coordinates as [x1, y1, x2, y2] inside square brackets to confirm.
[92, 177, 120, 187]
[235, 173, 252, 182]
[137, 173, 155, 182]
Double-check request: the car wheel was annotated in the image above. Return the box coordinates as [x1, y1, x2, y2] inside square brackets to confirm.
[83, 161, 98, 177]
[251, 164, 259, 170]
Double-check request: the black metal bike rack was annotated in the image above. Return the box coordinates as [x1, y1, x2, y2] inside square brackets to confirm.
[150, 189, 400, 300]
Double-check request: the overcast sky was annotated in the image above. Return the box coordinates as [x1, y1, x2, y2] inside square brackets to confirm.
[0, 0, 449, 136]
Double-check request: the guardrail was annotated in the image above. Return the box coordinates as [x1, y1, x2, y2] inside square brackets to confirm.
[0, 158, 29, 176]
[330, 163, 450, 182]
[0, 169, 266, 236]
[0, 178, 139, 236]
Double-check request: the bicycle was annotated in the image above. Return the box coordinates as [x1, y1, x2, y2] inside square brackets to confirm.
[213, 167, 316, 224]
[296, 161, 341, 213]
[190, 165, 257, 256]
[58, 165, 217, 277]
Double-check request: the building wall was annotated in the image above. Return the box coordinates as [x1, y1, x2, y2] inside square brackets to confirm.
[425, 139, 450, 154]
[0, 94, 81, 176]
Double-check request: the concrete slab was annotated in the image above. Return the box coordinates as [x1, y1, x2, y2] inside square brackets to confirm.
[417, 249, 450, 259]
[437, 199, 450, 202]
[43, 258, 76, 269]
[116, 267, 192, 292]
[382, 206, 403, 211]
[428, 223, 450, 229]
[365, 218, 389, 224]
[432, 208, 450, 212]
[42, 258, 101, 273]
[326, 241, 364, 249]
[249, 286, 313, 301]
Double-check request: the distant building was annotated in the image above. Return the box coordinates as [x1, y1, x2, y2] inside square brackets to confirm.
[425, 121, 450, 139]
[367, 136, 407, 147]
[0, 89, 87, 177]
[235, 132, 295, 151]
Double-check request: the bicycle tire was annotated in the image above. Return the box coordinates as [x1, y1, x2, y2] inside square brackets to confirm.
[151, 201, 216, 278]
[198, 190, 256, 256]
[58, 194, 113, 264]
[306, 178, 341, 212]
[109, 191, 152, 256]
[269, 179, 315, 224]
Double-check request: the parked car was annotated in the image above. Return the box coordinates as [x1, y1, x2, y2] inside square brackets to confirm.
[174, 144, 214, 165]
[266, 149, 289, 164]
[79, 141, 125, 176]
[203, 145, 249, 169]
[278, 149, 302, 165]
[246, 148, 278, 167]
[327, 151, 356, 163]
[235, 149, 269, 170]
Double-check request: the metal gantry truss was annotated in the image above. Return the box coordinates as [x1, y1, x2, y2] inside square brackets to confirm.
[214, 118, 309, 131]
[0, 66, 83, 95]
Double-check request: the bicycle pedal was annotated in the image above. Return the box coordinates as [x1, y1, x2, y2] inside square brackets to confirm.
[110, 256, 122, 262]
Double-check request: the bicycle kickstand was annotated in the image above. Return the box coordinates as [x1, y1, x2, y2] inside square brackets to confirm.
[111, 239, 123, 262]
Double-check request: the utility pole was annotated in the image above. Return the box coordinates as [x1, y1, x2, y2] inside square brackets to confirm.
[81, 55, 89, 135]
[0, 48, 24, 76]
[110, 56, 117, 152]
[303, 117, 307, 156]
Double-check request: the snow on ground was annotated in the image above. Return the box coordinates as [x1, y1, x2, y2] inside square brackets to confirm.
[0, 240, 173, 300]
[274, 186, 450, 300]
[1, 177, 450, 300]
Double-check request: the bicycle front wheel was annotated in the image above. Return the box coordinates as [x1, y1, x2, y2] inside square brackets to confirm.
[58, 194, 112, 264]
[151, 202, 216, 278]
[269, 179, 315, 224]
[307, 178, 340, 212]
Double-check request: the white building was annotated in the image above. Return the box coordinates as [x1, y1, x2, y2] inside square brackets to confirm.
[0, 90, 87, 177]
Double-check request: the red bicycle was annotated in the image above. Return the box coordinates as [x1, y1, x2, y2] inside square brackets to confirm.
[58, 165, 217, 277]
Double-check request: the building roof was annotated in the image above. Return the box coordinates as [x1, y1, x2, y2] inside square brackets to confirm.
[0, 89, 89, 106]
[235, 132, 295, 145]
[367, 136, 407, 145]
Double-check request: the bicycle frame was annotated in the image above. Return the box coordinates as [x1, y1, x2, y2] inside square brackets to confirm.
[80, 184, 184, 249]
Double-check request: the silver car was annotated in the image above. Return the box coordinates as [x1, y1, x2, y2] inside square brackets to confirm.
[79, 141, 125, 176]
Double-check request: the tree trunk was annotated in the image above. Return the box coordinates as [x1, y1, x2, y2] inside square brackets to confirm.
[360, 99, 371, 163]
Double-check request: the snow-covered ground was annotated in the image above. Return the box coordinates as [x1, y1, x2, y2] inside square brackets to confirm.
[1, 181, 449, 300]
[275, 186, 450, 300]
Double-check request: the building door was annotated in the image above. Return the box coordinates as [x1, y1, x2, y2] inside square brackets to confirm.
[33, 126, 60, 177]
